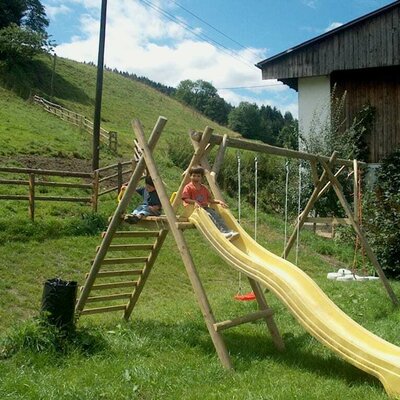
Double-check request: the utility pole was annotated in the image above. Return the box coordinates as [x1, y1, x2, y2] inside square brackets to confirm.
[92, 0, 108, 171]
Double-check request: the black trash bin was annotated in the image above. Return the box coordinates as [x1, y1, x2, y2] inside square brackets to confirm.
[41, 278, 77, 331]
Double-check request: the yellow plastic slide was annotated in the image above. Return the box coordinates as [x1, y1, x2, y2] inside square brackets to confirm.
[189, 206, 400, 398]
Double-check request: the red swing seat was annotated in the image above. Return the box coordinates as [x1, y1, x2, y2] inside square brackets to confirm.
[234, 291, 256, 301]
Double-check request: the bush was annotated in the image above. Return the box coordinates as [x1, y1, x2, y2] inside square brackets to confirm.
[364, 149, 400, 279]
[0, 24, 52, 64]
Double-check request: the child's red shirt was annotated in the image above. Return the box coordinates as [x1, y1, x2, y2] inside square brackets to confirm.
[182, 182, 211, 207]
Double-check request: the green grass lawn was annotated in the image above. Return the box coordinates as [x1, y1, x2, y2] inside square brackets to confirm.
[1, 212, 399, 400]
[1, 55, 400, 400]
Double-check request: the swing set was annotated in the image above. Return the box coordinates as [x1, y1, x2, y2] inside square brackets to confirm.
[75, 116, 400, 397]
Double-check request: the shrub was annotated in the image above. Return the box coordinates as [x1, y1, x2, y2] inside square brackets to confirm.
[364, 149, 400, 279]
[0, 24, 52, 64]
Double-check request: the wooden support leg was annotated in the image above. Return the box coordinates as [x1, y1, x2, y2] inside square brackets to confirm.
[319, 158, 399, 307]
[282, 152, 338, 259]
[134, 119, 233, 369]
[248, 278, 285, 351]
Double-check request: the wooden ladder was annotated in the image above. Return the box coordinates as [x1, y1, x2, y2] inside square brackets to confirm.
[78, 228, 168, 318]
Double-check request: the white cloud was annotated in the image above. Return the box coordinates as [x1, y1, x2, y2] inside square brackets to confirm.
[302, 0, 318, 9]
[324, 22, 343, 32]
[53, 0, 296, 113]
[44, 4, 71, 19]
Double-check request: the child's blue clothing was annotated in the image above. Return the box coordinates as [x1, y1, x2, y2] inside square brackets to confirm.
[131, 187, 161, 216]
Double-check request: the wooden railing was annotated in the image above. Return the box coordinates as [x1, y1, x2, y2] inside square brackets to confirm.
[0, 160, 136, 220]
[33, 95, 118, 152]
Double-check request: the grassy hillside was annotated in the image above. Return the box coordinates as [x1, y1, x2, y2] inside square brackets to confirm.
[0, 56, 237, 163]
[1, 57, 400, 399]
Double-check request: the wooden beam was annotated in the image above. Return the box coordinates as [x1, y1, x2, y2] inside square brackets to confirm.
[80, 305, 126, 315]
[191, 131, 360, 167]
[213, 309, 274, 332]
[305, 217, 351, 225]
[86, 293, 132, 302]
[353, 159, 359, 223]
[315, 165, 346, 203]
[134, 119, 233, 369]
[211, 134, 228, 177]
[319, 158, 399, 307]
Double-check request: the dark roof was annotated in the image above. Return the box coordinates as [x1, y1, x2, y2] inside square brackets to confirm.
[256, 0, 400, 69]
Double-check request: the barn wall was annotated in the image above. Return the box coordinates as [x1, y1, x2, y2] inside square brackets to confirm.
[298, 75, 331, 143]
[261, 5, 400, 79]
[332, 66, 400, 163]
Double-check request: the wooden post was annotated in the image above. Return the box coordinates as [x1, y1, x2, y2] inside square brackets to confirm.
[171, 127, 213, 211]
[134, 120, 233, 369]
[211, 134, 228, 177]
[28, 173, 35, 221]
[117, 162, 123, 193]
[92, 170, 100, 212]
[282, 152, 338, 259]
[76, 116, 168, 316]
[353, 159, 359, 223]
[319, 158, 399, 307]
[248, 279, 285, 350]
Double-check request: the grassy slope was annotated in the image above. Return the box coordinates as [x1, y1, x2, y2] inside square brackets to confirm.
[1, 57, 400, 399]
[0, 56, 236, 162]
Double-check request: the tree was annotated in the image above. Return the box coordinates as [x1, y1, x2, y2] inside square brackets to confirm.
[22, 0, 49, 34]
[0, 23, 50, 63]
[175, 79, 231, 125]
[228, 102, 262, 139]
[0, 0, 48, 32]
[0, 0, 25, 29]
[0, 0, 51, 63]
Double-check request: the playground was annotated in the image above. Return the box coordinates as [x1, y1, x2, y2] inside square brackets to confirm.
[1, 85, 400, 400]
[1, 1, 400, 398]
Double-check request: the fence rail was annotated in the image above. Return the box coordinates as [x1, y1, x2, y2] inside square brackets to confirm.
[33, 95, 118, 152]
[0, 160, 136, 220]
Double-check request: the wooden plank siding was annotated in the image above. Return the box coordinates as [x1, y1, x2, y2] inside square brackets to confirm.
[332, 66, 400, 162]
[260, 5, 400, 80]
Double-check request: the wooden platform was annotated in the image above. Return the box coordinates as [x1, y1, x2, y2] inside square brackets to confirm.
[123, 215, 195, 230]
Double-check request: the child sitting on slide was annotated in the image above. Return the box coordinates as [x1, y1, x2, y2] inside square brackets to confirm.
[124, 176, 161, 223]
[182, 166, 239, 240]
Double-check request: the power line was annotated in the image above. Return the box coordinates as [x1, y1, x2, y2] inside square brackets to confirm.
[217, 83, 284, 90]
[170, 0, 261, 60]
[138, 0, 257, 69]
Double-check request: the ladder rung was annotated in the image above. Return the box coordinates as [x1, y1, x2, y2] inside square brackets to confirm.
[89, 269, 143, 278]
[100, 257, 148, 265]
[81, 305, 126, 315]
[102, 231, 160, 238]
[108, 244, 154, 251]
[92, 281, 138, 290]
[86, 293, 132, 303]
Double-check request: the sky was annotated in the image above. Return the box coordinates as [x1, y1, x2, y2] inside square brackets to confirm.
[44, 0, 395, 118]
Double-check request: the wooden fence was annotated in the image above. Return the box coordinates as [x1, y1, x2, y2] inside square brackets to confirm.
[0, 161, 136, 221]
[33, 95, 118, 152]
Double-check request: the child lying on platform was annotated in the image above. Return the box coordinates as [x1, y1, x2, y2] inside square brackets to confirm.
[124, 176, 161, 224]
[182, 166, 239, 240]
